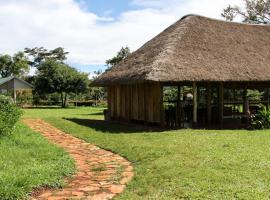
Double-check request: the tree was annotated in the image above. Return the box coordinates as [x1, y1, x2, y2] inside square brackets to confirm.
[25, 47, 69, 68]
[89, 70, 105, 105]
[222, 0, 270, 24]
[106, 46, 131, 69]
[35, 59, 88, 107]
[0, 52, 29, 78]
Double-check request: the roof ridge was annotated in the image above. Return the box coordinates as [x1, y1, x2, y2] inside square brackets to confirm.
[182, 14, 270, 27]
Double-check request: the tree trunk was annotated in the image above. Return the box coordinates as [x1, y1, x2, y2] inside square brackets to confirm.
[60, 92, 67, 108]
[63, 93, 68, 108]
[60, 92, 64, 108]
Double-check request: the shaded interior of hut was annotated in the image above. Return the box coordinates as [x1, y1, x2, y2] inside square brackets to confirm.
[163, 84, 270, 129]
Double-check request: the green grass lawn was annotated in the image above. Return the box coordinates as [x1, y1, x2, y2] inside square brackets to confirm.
[23, 107, 270, 199]
[0, 122, 74, 200]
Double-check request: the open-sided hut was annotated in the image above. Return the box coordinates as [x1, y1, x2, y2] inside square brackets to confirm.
[93, 15, 270, 128]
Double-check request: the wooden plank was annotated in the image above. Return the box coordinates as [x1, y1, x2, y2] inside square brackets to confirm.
[148, 83, 154, 122]
[138, 84, 145, 121]
[110, 86, 115, 118]
[219, 82, 224, 125]
[193, 82, 198, 124]
[153, 83, 161, 122]
[125, 85, 131, 121]
[160, 84, 165, 126]
[107, 86, 111, 118]
[133, 84, 139, 120]
[207, 83, 211, 124]
[144, 83, 148, 122]
[120, 85, 126, 119]
[116, 85, 121, 118]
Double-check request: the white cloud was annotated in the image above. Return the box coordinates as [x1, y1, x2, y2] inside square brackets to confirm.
[0, 0, 245, 70]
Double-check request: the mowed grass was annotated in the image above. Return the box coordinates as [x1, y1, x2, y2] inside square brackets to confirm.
[0, 123, 74, 200]
[24, 107, 270, 199]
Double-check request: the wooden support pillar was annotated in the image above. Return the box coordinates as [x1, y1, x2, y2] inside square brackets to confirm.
[267, 88, 269, 109]
[177, 86, 181, 127]
[218, 82, 224, 125]
[160, 85, 165, 127]
[243, 86, 249, 115]
[193, 82, 198, 125]
[207, 83, 211, 125]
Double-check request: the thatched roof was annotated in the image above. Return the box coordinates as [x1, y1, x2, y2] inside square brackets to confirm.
[93, 14, 270, 86]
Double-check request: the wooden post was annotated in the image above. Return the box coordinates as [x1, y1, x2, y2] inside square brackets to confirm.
[193, 82, 198, 125]
[218, 82, 224, 126]
[207, 82, 211, 125]
[177, 86, 181, 127]
[267, 88, 269, 109]
[160, 84, 165, 127]
[107, 87, 111, 120]
[243, 86, 249, 115]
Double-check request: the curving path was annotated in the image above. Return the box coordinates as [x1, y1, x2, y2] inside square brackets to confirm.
[23, 119, 134, 200]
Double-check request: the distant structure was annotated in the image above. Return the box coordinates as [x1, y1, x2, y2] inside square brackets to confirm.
[93, 15, 270, 128]
[0, 76, 33, 103]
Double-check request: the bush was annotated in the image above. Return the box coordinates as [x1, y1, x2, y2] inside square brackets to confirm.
[250, 105, 270, 129]
[0, 95, 22, 136]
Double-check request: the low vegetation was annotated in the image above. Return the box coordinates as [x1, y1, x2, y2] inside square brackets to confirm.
[0, 95, 22, 136]
[23, 107, 270, 199]
[0, 96, 74, 200]
[0, 123, 74, 200]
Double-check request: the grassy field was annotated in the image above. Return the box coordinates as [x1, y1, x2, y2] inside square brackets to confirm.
[23, 107, 270, 199]
[0, 122, 74, 200]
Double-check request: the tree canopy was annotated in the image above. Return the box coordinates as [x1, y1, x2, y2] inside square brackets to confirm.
[106, 46, 131, 69]
[35, 59, 89, 107]
[25, 47, 69, 68]
[222, 0, 270, 24]
[0, 52, 29, 78]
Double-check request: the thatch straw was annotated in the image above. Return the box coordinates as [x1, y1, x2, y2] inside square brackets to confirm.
[93, 15, 270, 86]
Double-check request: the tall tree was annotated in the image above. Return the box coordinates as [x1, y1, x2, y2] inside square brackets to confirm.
[222, 0, 270, 24]
[106, 46, 131, 69]
[25, 47, 69, 68]
[35, 59, 88, 107]
[0, 52, 29, 78]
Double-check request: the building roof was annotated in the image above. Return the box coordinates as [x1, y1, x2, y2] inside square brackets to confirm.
[0, 76, 33, 88]
[93, 14, 270, 86]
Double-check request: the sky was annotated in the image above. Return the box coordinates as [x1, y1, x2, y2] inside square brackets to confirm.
[0, 0, 244, 74]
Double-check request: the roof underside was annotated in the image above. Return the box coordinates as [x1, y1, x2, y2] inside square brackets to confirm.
[93, 15, 270, 86]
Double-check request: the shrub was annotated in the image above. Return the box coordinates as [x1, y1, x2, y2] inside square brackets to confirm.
[0, 95, 22, 136]
[250, 105, 270, 129]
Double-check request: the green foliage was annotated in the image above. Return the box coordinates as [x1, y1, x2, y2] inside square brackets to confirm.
[247, 89, 263, 102]
[35, 59, 89, 107]
[106, 46, 131, 69]
[0, 123, 74, 200]
[23, 107, 270, 199]
[250, 105, 270, 129]
[0, 52, 29, 78]
[25, 47, 69, 68]
[222, 0, 270, 24]
[0, 95, 22, 136]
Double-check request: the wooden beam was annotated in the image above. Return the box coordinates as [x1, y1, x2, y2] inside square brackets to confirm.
[207, 83, 211, 125]
[193, 82, 198, 124]
[218, 82, 224, 125]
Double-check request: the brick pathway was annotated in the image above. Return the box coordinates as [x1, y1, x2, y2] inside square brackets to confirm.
[23, 119, 134, 200]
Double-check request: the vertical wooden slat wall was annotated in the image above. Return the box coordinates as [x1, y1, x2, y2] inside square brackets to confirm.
[108, 83, 162, 124]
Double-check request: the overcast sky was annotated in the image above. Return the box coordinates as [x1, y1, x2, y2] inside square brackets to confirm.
[0, 0, 244, 73]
